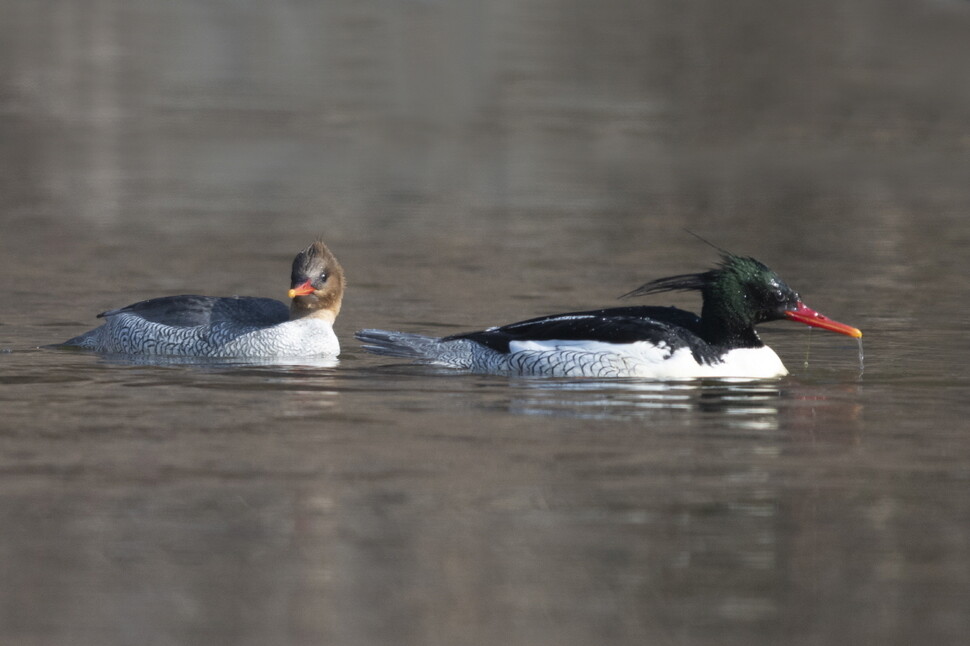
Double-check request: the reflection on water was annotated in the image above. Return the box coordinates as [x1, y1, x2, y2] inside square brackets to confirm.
[506, 378, 782, 426]
[80, 350, 342, 372]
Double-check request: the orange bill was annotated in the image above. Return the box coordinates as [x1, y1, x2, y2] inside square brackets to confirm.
[288, 279, 314, 299]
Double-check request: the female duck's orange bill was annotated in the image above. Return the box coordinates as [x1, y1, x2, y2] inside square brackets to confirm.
[288, 279, 315, 299]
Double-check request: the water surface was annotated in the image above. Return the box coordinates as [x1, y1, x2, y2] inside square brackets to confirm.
[3, 2, 970, 645]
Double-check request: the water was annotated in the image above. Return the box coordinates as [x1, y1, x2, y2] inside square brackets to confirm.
[3, 2, 970, 645]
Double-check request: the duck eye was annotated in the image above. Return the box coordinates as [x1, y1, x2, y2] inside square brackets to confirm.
[318, 273, 328, 284]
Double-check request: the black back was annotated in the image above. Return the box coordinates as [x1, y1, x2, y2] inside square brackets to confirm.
[444, 306, 707, 354]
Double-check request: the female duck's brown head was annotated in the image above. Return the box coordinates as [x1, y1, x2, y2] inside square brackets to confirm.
[288, 239, 345, 322]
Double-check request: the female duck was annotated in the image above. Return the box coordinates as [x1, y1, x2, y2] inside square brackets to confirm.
[356, 253, 861, 379]
[63, 240, 345, 359]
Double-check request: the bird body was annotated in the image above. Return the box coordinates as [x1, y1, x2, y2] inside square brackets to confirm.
[62, 240, 345, 359]
[356, 253, 861, 379]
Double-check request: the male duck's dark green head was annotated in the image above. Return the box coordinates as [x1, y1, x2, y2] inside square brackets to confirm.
[622, 254, 862, 347]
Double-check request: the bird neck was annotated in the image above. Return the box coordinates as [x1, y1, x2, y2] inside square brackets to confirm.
[699, 285, 763, 349]
[290, 293, 341, 324]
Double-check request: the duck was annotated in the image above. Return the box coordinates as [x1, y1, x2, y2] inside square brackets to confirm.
[62, 239, 345, 359]
[355, 253, 861, 379]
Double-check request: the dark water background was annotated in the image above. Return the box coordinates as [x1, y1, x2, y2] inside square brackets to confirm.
[2, 2, 970, 645]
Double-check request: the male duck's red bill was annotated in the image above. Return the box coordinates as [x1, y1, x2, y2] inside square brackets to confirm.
[784, 301, 862, 338]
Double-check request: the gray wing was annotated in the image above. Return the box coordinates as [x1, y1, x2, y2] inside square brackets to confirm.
[98, 295, 290, 328]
